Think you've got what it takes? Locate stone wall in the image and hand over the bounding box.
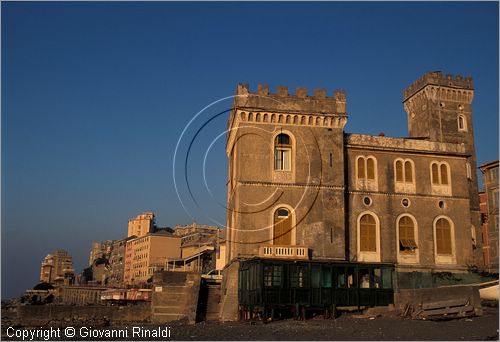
[219,260,240,321]
[16,305,151,326]
[151,271,201,324]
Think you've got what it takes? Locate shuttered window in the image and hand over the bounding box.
[357,158,365,179]
[399,216,417,251]
[432,163,439,184]
[405,161,413,182]
[436,218,452,255]
[360,214,377,252]
[357,156,376,181]
[395,160,403,182]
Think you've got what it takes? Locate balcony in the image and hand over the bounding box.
[259,245,309,260]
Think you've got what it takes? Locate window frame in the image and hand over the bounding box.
[356,211,381,262]
[396,214,420,264]
[394,158,416,193]
[433,216,456,264]
[355,155,378,191]
[274,134,292,171]
[270,204,296,246]
[430,161,452,196]
[457,114,467,132]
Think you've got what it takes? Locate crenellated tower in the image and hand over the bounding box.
[403,71,481,264]
[225,84,348,263]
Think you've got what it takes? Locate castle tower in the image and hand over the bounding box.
[403,71,482,265]
[225,84,348,263]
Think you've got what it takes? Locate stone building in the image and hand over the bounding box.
[88,240,114,266]
[225,71,482,288]
[39,249,75,285]
[479,160,499,273]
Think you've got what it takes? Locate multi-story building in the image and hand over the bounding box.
[123,231,181,286]
[107,237,133,287]
[88,240,114,266]
[479,191,489,269]
[480,160,499,273]
[225,71,482,294]
[39,249,75,285]
[127,212,155,238]
[174,222,222,257]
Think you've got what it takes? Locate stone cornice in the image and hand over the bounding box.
[227,108,347,154]
[238,180,344,191]
[345,133,468,157]
[348,189,469,200]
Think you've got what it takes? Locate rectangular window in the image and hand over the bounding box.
[290,266,306,288]
[337,269,346,288]
[490,168,498,182]
[492,190,499,208]
[264,265,282,287]
[275,149,291,171]
[311,265,321,288]
[322,267,332,288]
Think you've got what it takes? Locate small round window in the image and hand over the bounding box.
[401,198,410,208]
[438,201,445,209]
[363,196,372,206]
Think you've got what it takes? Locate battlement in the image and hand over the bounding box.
[234,83,347,115]
[403,71,473,101]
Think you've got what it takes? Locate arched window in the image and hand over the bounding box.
[366,158,375,180]
[274,134,291,171]
[356,156,378,191]
[430,162,452,195]
[357,212,380,262]
[396,215,419,264]
[395,159,415,192]
[440,164,448,185]
[359,214,377,252]
[357,156,376,180]
[458,114,467,132]
[435,218,452,255]
[398,216,417,252]
[273,207,293,245]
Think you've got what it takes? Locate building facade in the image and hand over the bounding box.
[225,72,482,285]
[39,250,75,285]
[88,240,114,266]
[123,232,181,286]
[480,160,499,273]
[107,237,133,287]
[127,212,155,238]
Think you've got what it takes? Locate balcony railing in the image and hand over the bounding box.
[259,245,309,260]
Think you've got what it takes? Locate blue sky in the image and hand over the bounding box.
[2,2,498,299]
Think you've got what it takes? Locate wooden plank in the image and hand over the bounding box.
[422,305,474,317]
[421,298,469,310]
